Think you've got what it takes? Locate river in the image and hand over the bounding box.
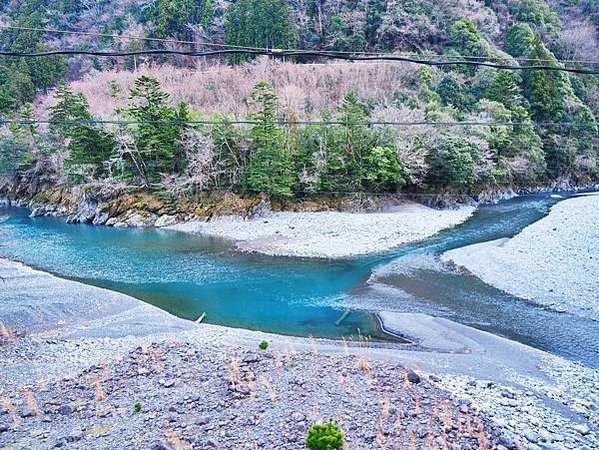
[1,194,597,366]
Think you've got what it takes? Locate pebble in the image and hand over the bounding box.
[407,370,421,384]
[57,405,75,415]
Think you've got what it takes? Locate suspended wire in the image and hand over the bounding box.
[2,24,599,66]
[1,48,598,75]
[1,119,598,128]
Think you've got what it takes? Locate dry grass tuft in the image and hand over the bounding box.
[19,388,42,417]
[0,321,15,344]
[100,360,110,382]
[91,373,106,402]
[259,376,277,402]
[342,337,349,356]
[1,396,21,427]
[165,427,185,450]
[152,347,164,373]
[413,394,421,416]
[408,431,417,450]
[442,400,453,429]
[375,415,386,446]
[379,394,390,420]
[338,374,356,399]
[309,335,319,356]
[356,355,371,373]
[274,352,283,369]
[227,357,242,389]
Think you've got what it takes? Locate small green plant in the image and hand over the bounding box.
[306,421,345,450]
[259,340,269,350]
[134,402,142,413]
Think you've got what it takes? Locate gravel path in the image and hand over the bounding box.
[442,194,599,320]
[168,203,475,258]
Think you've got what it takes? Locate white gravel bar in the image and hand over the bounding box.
[442,194,599,320]
[169,202,475,258]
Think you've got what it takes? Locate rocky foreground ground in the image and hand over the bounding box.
[1,260,598,449]
[0,338,506,450]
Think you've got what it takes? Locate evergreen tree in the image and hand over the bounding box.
[505,23,536,57]
[154,0,199,39]
[426,137,480,189]
[9,103,39,167]
[450,18,490,57]
[523,37,568,121]
[127,76,189,182]
[436,75,474,111]
[246,81,294,197]
[485,71,521,107]
[226,0,298,60]
[49,86,115,180]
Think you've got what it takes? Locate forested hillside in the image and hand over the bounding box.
[0,0,598,198]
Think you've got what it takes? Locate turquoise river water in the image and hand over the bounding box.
[0,194,597,367]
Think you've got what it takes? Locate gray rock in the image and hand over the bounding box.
[20,407,35,418]
[573,424,590,435]
[406,370,421,384]
[92,211,109,225]
[66,430,84,443]
[196,416,210,426]
[524,431,539,443]
[155,214,178,228]
[58,404,75,415]
[151,442,172,450]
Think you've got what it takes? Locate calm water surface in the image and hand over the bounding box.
[0,195,597,366]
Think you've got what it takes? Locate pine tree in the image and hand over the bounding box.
[505,23,536,57]
[49,85,115,180]
[226,0,298,60]
[485,71,521,107]
[246,81,294,197]
[154,0,199,39]
[127,76,189,182]
[523,38,568,121]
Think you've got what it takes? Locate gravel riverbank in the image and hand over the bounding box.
[168,203,475,258]
[442,194,599,320]
[1,259,597,449]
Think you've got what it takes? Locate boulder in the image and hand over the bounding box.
[155,214,177,228]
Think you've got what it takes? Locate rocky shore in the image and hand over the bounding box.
[1,259,597,449]
[442,193,599,320]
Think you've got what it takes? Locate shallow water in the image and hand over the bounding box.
[1,194,597,366]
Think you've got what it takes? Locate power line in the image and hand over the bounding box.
[1,118,597,128]
[2,24,599,66]
[1,48,598,75]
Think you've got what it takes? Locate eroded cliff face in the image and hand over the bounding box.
[2,173,597,230]
[0,175,270,228]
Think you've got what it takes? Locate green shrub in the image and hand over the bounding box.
[259,340,269,350]
[134,402,142,413]
[306,421,345,450]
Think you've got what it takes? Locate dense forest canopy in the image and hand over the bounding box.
[0,0,597,197]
